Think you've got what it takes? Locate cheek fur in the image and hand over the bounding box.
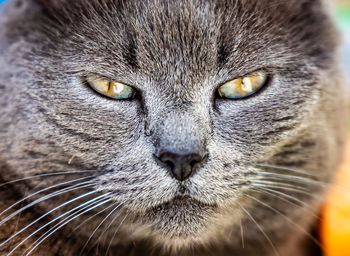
[213,81,315,148]
[0,0,346,254]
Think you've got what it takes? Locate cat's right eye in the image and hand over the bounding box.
[217,70,267,99]
[87,75,136,100]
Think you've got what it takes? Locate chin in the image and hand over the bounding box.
[128,196,219,248]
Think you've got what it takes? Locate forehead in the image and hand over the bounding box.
[53,0,333,88]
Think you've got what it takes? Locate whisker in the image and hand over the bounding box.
[244,193,325,252]
[258,171,350,193]
[240,218,244,248]
[0,189,98,248]
[105,211,130,256]
[0,182,94,227]
[255,164,316,177]
[21,198,113,256]
[0,175,96,218]
[5,193,110,256]
[8,195,104,255]
[252,186,309,207]
[0,171,96,188]
[254,183,350,215]
[251,180,310,193]
[13,188,30,236]
[71,203,117,233]
[79,202,120,256]
[258,171,319,183]
[250,187,320,219]
[239,204,280,256]
[93,203,123,249]
[255,162,350,192]
[251,182,314,196]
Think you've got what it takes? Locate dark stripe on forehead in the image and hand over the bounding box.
[123,35,139,70]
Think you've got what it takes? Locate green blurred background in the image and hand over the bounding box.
[331,0,350,81]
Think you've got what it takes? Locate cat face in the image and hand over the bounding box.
[0,0,347,252]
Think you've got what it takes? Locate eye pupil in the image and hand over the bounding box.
[87,76,136,100]
[217,70,267,99]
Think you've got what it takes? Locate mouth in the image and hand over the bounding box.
[148,185,219,214]
[160,195,217,208]
[147,194,218,218]
[139,195,218,239]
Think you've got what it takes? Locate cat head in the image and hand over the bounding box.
[0,0,347,251]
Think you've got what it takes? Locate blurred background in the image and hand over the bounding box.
[334,0,350,81]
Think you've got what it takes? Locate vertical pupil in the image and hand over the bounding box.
[107,81,113,95]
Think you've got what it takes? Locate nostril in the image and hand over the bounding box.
[157,151,205,181]
[164,160,175,170]
[189,160,199,167]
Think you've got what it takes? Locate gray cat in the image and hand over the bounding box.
[0,0,347,255]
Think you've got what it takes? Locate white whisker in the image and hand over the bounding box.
[71,203,117,233]
[251,180,310,193]
[22,198,113,256]
[105,212,130,256]
[255,164,315,177]
[240,218,244,248]
[240,204,280,256]
[258,171,319,183]
[6,193,111,256]
[0,175,95,218]
[94,203,123,249]
[0,190,98,248]
[258,170,350,193]
[79,202,120,256]
[0,170,96,188]
[0,182,94,227]
[251,187,319,219]
[244,194,324,251]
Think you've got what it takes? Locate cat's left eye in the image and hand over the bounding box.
[217,70,267,99]
[87,75,136,100]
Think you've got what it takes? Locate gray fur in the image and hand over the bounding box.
[0,0,347,255]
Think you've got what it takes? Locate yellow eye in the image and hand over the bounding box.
[87,76,136,100]
[218,70,267,99]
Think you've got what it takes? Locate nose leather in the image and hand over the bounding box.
[158,151,204,181]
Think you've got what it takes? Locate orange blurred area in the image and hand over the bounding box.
[322,139,350,256]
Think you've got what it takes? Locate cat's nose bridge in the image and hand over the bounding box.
[153,111,207,154]
[152,110,209,180]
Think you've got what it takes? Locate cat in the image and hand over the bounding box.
[0,0,347,255]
